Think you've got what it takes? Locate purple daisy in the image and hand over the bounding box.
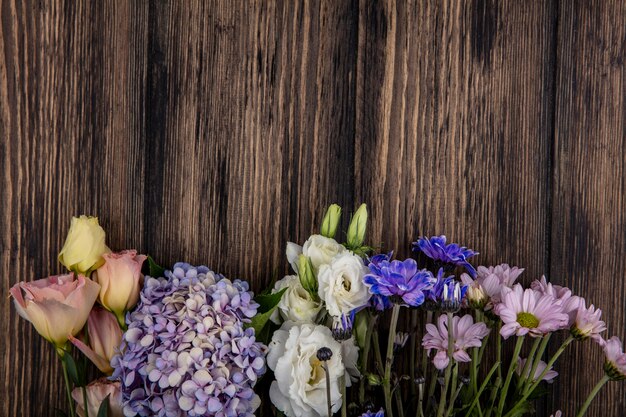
[412,235,478,277]
[364,258,435,307]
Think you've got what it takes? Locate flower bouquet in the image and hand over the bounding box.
[11,207,626,417]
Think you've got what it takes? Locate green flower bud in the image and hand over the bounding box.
[367,373,382,386]
[320,204,342,238]
[346,204,368,249]
[298,254,318,297]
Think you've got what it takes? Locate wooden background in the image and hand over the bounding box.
[1,0,624,416]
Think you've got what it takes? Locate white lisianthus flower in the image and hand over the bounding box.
[318,252,371,317]
[270,275,322,324]
[302,234,346,270]
[286,242,303,273]
[268,322,356,417]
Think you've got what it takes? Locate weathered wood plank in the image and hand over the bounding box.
[550,1,626,416]
[355,0,555,276]
[140,0,358,286]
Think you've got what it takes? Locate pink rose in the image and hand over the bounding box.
[69,307,122,374]
[93,250,147,324]
[10,274,100,347]
[72,378,123,417]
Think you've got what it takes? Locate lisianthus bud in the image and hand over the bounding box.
[346,203,368,249]
[93,250,147,326]
[58,216,111,275]
[10,274,100,348]
[69,307,122,374]
[72,378,123,417]
[298,254,318,296]
[320,204,342,238]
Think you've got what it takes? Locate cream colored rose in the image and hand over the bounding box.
[58,215,111,275]
[270,275,322,324]
[93,250,147,325]
[317,252,371,317]
[72,378,123,417]
[302,235,346,270]
[268,322,353,417]
[10,274,101,347]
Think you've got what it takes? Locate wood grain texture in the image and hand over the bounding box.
[550,0,626,416]
[0,0,624,416]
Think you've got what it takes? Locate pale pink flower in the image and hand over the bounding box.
[10,274,100,347]
[94,250,147,322]
[461,264,524,309]
[572,300,606,342]
[550,411,562,417]
[516,357,558,383]
[422,314,490,370]
[602,336,626,380]
[531,276,581,327]
[69,307,122,374]
[495,284,568,339]
[72,378,123,417]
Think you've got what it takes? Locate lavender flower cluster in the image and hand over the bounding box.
[111,263,267,417]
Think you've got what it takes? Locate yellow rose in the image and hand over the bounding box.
[58,215,110,275]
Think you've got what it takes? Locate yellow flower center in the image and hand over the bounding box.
[516,312,540,328]
[309,357,325,385]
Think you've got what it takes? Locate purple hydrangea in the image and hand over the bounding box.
[111,263,267,417]
[364,258,435,307]
[412,235,478,277]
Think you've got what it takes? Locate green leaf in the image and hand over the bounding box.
[147,256,165,277]
[97,395,111,417]
[62,352,81,386]
[245,288,287,343]
[353,310,369,349]
[253,288,288,313]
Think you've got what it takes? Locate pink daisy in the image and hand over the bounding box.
[422,314,490,370]
[495,284,568,339]
[461,264,524,309]
[602,336,626,380]
[550,411,562,417]
[516,357,558,383]
[531,276,581,327]
[571,300,606,342]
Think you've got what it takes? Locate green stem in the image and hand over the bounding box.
[484,377,501,417]
[384,305,402,417]
[341,375,347,417]
[410,309,418,400]
[395,386,406,417]
[495,322,502,381]
[417,380,425,417]
[359,314,377,403]
[436,313,455,417]
[497,336,525,416]
[373,329,385,375]
[519,336,542,386]
[504,336,574,417]
[445,364,458,417]
[323,363,332,417]
[523,334,551,393]
[82,385,90,417]
[465,361,500,417]
[575,375,610,417]
[60,354,76,417]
